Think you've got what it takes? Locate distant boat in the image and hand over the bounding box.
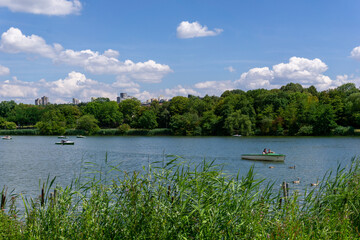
[233,134,242,137]
[58,136,67,139]
[2,136,12,140]
[241,153,285,162]
[76,135,86,138]
[55,140,74,145]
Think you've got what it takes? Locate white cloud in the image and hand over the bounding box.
[46,71,117,100]
[235,57,334,90]
[225,66,235,73]
[351,46,360,60]
[0,0,81,15]
[177,21,223,39]
[0,64,10,75]
[0,27,172,83]
[194,80,235,96]
[0,27,61,58]
[0,77,38,98]
[164,85,199,97]
[235,67,274,89]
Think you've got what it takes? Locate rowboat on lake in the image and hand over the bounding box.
[2,135,12,140]
[241,153,285,162]
[58,136,67,139]
[55,140,74,145]
[76,135,86,138]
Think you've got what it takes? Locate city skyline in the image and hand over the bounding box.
[0,1,360,104]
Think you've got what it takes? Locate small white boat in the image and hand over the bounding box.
[55,140,74,145]
[233,134,242,137]
[2,136,12,140]
[241,153,285,162]
[58,136,67,139]
[76,135,86,138]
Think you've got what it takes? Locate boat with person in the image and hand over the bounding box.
[2,135,12,140]
[76,135,86,138]
[241,153,286,162]
[55,140,74,145]
[58,136,67,139]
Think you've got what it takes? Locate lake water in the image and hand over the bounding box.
[1,136,360,199]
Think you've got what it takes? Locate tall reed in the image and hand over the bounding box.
[1,157,360,239]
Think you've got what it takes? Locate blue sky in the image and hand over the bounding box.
[0,0,360,103]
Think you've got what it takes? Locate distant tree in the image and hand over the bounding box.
[224,110,253,136]
[119,98,141,126]
[85,101,123,128]
[137,110,158,129]
[35,110,66,135]
[76,114,100,135]
[0,100,16,118]
[280,83,304,92]
[313,104,337,135]
[168,96,190,115]
[170,113,199,135]
[200,111,220,135]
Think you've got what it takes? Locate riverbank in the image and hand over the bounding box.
[1,158,360,239]
[1,128,360,137]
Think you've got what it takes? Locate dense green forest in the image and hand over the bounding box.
[1,82,360,136]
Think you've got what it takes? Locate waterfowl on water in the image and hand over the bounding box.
[311,181,319,186]
[269,166,275,169]
[289,165,296,169]
[292,178,300,184]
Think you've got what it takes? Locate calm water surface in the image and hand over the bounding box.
[1,136,360,198]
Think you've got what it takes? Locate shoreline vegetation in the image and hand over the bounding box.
[1,158,360,239]
[1,83,360,137]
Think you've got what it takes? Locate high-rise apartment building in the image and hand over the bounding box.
[35,96,49,105]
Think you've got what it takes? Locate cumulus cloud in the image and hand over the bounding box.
[46,71,116,100]
[0,27,172,83]
[0,27,61,58]
[0,64,10,75]
[0,0,82,15]
[177,21,223,39]
[0,77,38,98]
[235,57,333,90]
[350,46,360,61]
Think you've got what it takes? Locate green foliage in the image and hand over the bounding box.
[2,158,360,239]
[4,121,17,130]
[118,123,130,134]
[170,113,200,135]
[168,96,189,115]
[119,98,141,126]
[76,114,100,135]
[35,110,66,135]
[0,82,359,136]
[296,125,313,136]
[224,110,253,136]
[137,110,158,129]
[332,126,354,136]
[85,101,123,128]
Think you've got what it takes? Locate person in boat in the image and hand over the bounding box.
[262,148,267,154]
[267,149,274,154]
[61,139,65,143]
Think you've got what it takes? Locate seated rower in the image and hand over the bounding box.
[262,148,267,154]
[267,149,274,154]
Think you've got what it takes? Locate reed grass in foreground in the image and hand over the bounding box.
[1,158,360,239]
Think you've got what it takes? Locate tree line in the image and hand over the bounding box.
[1,82,360,136]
